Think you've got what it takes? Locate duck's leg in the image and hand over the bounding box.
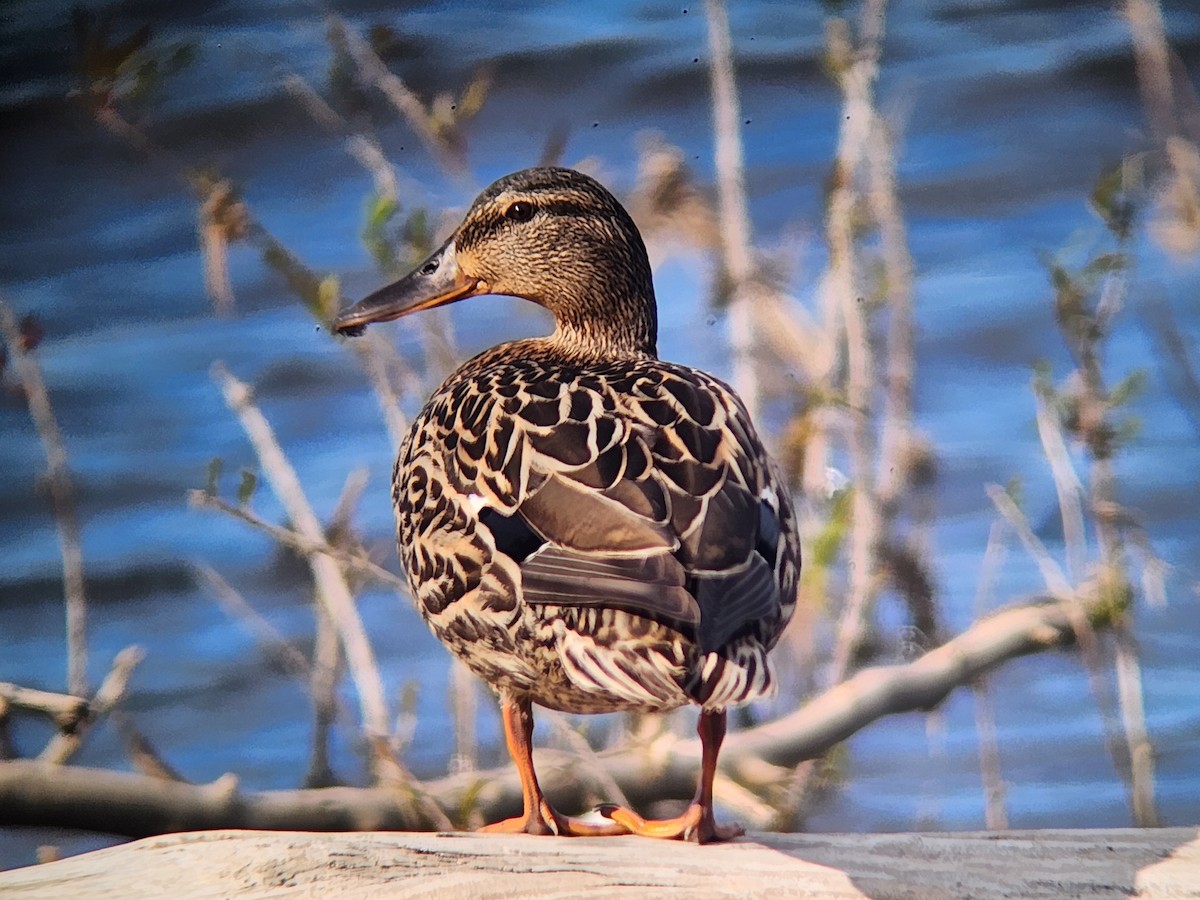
[479,696,629,837]
[598,709,744,844]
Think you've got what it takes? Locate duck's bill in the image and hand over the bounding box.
[333,237,483,336]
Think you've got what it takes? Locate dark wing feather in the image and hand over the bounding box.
[518,472,674,553]
[521,546,699,629]
[691,554,777,653]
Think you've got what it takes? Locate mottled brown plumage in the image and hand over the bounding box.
[335,166,800,843]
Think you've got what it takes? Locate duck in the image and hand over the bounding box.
[334,166,799,843]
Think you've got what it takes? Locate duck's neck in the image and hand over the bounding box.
[546,280,659,360]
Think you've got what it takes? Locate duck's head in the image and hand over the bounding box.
[334,167,657,357]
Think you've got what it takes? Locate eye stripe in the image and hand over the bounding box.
[457,196,604,251]
[504,201,536,222]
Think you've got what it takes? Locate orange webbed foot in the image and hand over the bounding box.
[479,800,631,837]
[597,802,744,844]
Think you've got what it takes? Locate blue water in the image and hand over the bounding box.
[2,0,1199,868]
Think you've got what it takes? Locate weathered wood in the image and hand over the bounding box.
[0,828,1196,898]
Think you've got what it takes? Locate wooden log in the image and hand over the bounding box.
[0,828,1196,898]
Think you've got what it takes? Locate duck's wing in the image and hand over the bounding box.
[439,361,797,655]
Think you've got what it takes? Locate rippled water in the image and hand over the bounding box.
[2,0,1199,868]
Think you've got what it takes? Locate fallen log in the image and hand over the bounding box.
[0,827,1196,898]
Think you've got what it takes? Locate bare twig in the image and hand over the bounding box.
[447,660,478,775]
[0,684,89,731]
[704,0,761,424]
[1145,295,1200,434]
[867,104,916,519]
[985,484,1072,596]
[542,712,631,811]
[308,601,342,789]
[1124,0,1178,142]
[971,678,1008,830]
[822,0,889,684]
[986,482,1133,796]
[1113,621,1158,826]
[39,646,144,765]
[970,520,1009,829]
[283,73,399,201]
[1034,389,1088,581]
[331,16,465,177]
[193,563,311,680]
[0,698,13,761]
[187,491,407,592]
[198,181,239,315]
[369,743,455,831]
[113,712,188,782]
[212,363,390,741]
[0,296,88,696]
[350,332,413,454]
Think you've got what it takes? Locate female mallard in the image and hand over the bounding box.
[335,166,799,843]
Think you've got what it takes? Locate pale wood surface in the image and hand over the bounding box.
[0,828,1197,899]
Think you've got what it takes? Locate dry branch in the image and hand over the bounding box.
[187,490,407,592]
[38,646,144,765]
[210,366,451,830]
[0,589,1116,836]
[0,763,427,837]
[212,363,390,740]
[193,563,312,681]
[821,0,890,685]
[331,16,465,176]
[0,684,88,730]
[283,73,398,201]
[0,296,88,696]
[704,0,761,423]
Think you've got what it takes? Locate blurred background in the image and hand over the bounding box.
[1,0,1198,869]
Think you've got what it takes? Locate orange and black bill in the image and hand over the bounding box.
[333,236,482,336]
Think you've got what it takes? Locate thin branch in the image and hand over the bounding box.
[1034,389,1088,582]
[212,363,390,740]
[350,332,413,454]
[705,0,761,424]
[971,678,1008,830]
[1124,0,1178,142]
[308,600,341,789]
[0,684,89,731]
[1145,294,1200,435]
[0,697,13,761]
[543,712,631,811]
[193,563,312,681]
[1113,621,1158,826]
[447,659,478,775]
[283,73,398,201]
[985,484,1132,793]
[38,646,144,765]
[868,104,916,518]
[305,474,360,787]
[113,712,188,782]
[823,0,889,682]
[0,296,88,695]
[331,16,465,177]
[985,484,1073,596]
[970,520,1009,829]
[187,491,408,592]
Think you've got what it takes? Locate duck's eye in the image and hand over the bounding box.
[504,201,536,223]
